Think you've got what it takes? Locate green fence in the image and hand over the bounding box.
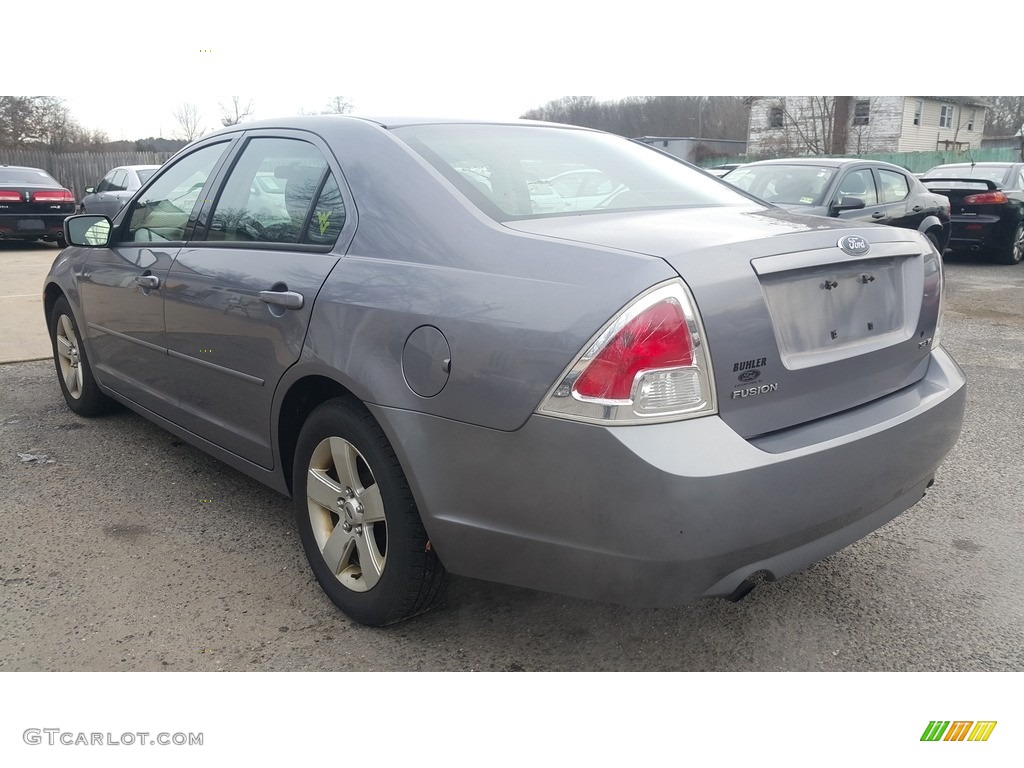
[700,147,1020,173]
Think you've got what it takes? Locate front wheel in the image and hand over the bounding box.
[292,398,449,626]
[996,222,1024,265]
[49,295,116,416]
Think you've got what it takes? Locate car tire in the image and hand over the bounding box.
[292,398,449,626]
[49,295,116,416]
[925,230,943,254]
[997,222,1024,265]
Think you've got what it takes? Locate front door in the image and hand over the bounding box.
[78,142,232,414]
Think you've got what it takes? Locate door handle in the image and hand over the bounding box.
[135,274,160,289]
[871,212,885,219]
[912,205,924,212]
[259,290,304,310]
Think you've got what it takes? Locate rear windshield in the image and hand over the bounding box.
[922,165,1010,185]
[723,164,837,206]
[0,168,59,186]
[392,123,755,220]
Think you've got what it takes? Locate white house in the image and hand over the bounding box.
[745,97,989,157]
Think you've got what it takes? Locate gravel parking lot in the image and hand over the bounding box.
[1,246,1022,671]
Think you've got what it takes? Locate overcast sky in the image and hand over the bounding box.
[10,2,1018,141]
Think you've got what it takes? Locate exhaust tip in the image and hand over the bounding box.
[724,569,773,603]
[726,579,757,602]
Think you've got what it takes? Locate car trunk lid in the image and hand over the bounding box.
[505,206,942,438]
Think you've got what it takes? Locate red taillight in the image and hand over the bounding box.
[962,191,1008,205]
[574,301,694,400]
[32,189,75,203]
[0,189,22,202]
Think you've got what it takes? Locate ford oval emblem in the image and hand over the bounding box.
[838,235,870,256]
[738,369,761,383]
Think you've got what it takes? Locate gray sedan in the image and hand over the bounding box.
[44,117,966,626]
[79,164,161,217]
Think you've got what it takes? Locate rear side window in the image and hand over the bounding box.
[878,169,910,203]
[206,137,345,246]
[125,142,229,242]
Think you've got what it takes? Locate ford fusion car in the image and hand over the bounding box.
[44,116,966,626]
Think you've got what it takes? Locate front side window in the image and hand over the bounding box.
[206,137,344,245]
[878,169,910,203]
[96,171,116,193]
[835,169,878,206]
[125,142,229,242]
[394,123,756,221]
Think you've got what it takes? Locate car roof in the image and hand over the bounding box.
[198,114,592,140]
[740,157,910,172]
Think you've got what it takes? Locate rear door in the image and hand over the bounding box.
[161,132,351,468]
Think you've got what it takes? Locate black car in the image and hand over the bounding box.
[0,165,76,246]
[724,158,951,252]
[920,163,1024,265]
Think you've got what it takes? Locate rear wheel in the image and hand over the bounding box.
[997,222,1024,265]
[925,229,943,254]
[49,295,116,416]
[292,398,449,626]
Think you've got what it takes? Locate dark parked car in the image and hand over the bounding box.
[80,165,161,217]
[723,158,951,252]
[920,162,1024,264]
[0,165,76,246]
[44,117,966,626]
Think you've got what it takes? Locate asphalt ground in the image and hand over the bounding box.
[1,245,1022,671]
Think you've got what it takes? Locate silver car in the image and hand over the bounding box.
[80,165,161,217]
[44,117,966,626]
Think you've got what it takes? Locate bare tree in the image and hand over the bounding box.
[982,96,1024,159]
[768,97,837,156]
[220,96,254,127]
[322,96,353,115]
[173,103,205,142]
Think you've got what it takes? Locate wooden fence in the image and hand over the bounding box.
[0,149,175,202]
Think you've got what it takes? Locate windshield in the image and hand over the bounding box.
[392,124,756,220]
[723,164,837,206]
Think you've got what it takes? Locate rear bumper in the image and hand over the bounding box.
[372,348,966,607]
[948,215,1013,251]
[0,212,69,240]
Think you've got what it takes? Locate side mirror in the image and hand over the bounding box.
[84,186,96,194]
[831,196,866,214]
[65,215,112,247]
